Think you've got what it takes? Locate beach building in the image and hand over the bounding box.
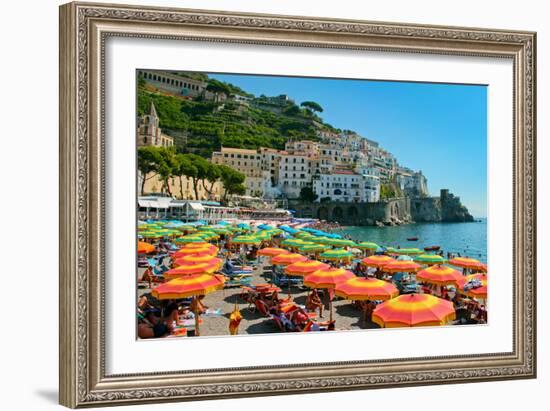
[211,147,272,197]
[137,102,174,148]
[140,172,224,200]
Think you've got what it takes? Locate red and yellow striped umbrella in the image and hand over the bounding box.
[137,241,155,255]
[372,294,456,328]
[303,268,355,289]
[151,274,225,300]
[164,262,219,280]
[361,255,395,268]
[382,260,422,274]
[173,255,223,269]
[271,253,308,266]
[417,265,462,286]
[456,273,488,299]
[449,257,485,271]
[335,277,398,301]
[152,274,225,336]
[257,247,290,257]
[172,245,218,259]
[284,260,329,277]
[181,241,210,248]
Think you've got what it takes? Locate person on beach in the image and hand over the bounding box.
[141,265,154,288]
[137,301,179,338]
[190,295,208,315]
[306,289,324,318]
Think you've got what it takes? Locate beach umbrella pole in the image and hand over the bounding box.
[193,296,201,337]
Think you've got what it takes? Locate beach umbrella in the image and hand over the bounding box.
[449,257,486,271]
[228,303,243,335]
[319,248,353,262]
[182,242,211,249]
[172,245,218,259]
[335,277,399,301]
[271,253,308,266]
[372,294,456,328]
[303,268,355,289]
[257,247,290,257]
[231,235,261,245]
[361,255,395,268]
[140,231,164,239]
[416,265,462,286]
[152,274,225,336]
[164,262,220,279]
[393,248,423,256]
[298,244,331,253]
[237,223,251,230]
[304,268,355,321]
[381,260,422,274]
[332,239,357,248]
[174,236,208,244]
[456,273,487,299]
[284,260,330,276]
[137,241,155,255]
[310,236,332,244]
[384,246,398,254]
[163,222,184,229]
[174,255,223,269]
[397,255,414,261]
[415,254,447,265]
[281,238,308,247]
[196,231,220,240]
[356,242,380,250]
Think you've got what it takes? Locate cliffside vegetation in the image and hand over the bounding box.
[137,73,338,158]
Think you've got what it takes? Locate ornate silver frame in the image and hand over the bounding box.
[59,2,536,408]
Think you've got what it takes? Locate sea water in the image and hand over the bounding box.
[337,218,487,263]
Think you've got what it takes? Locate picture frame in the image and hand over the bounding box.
[59,1,536,408]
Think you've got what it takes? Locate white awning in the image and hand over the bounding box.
[187,202,205,211]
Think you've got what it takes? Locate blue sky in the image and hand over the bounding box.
[210,73,487,218]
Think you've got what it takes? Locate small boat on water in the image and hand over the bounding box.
[407,237,419,241]
[424,245,441,252]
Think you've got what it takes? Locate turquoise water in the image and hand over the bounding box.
[337,219,487,263]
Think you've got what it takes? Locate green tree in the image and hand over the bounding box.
[202,163,222,198]
[218,165,246,201]
[137,146,162,195]
[174,153,197,199]
[299,187,318,202]
[300,101,323,113]
[156,147,177,197]
[183,153,211,200]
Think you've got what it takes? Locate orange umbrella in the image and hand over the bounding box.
[449,257,485,271]
[180,241,210,248]
[303,268,355,289]
[417,265,462,286]
[284,260,330,277]
[152,274,225,336]
[361,255,395,268]
[335,277,399,301]
[257,247,290,257]
[164,262,219,279]
[456,273,487,299]
[304,268,355,322]
[372,294,456,328]
[152,273,225,299]
[137,241,155,255]
[382,260,422,274]
[174,255,223,269]
[271,253,308,266]
[172,245,218,259]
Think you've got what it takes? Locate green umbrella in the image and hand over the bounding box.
[319,248,354,261]
[310,236,333,244]
[299,244,331,253]
[415,254,447,265]
[140,231,164,239]
[356,242,380,250]
[231,235,262,245]
[174,236,207,244]
[393,248,423,255]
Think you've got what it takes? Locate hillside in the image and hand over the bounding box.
[137,74,338,158]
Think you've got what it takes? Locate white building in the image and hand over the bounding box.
[396,169,428,197]
[278,152,312,198]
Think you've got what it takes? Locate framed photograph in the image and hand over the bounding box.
[59,2,537,408]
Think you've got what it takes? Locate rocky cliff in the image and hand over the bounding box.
[411,189,474,223]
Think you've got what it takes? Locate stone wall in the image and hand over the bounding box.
[288,198,411,226]
[410,189,474,223]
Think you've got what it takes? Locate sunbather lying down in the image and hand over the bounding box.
[137,300,179,339]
